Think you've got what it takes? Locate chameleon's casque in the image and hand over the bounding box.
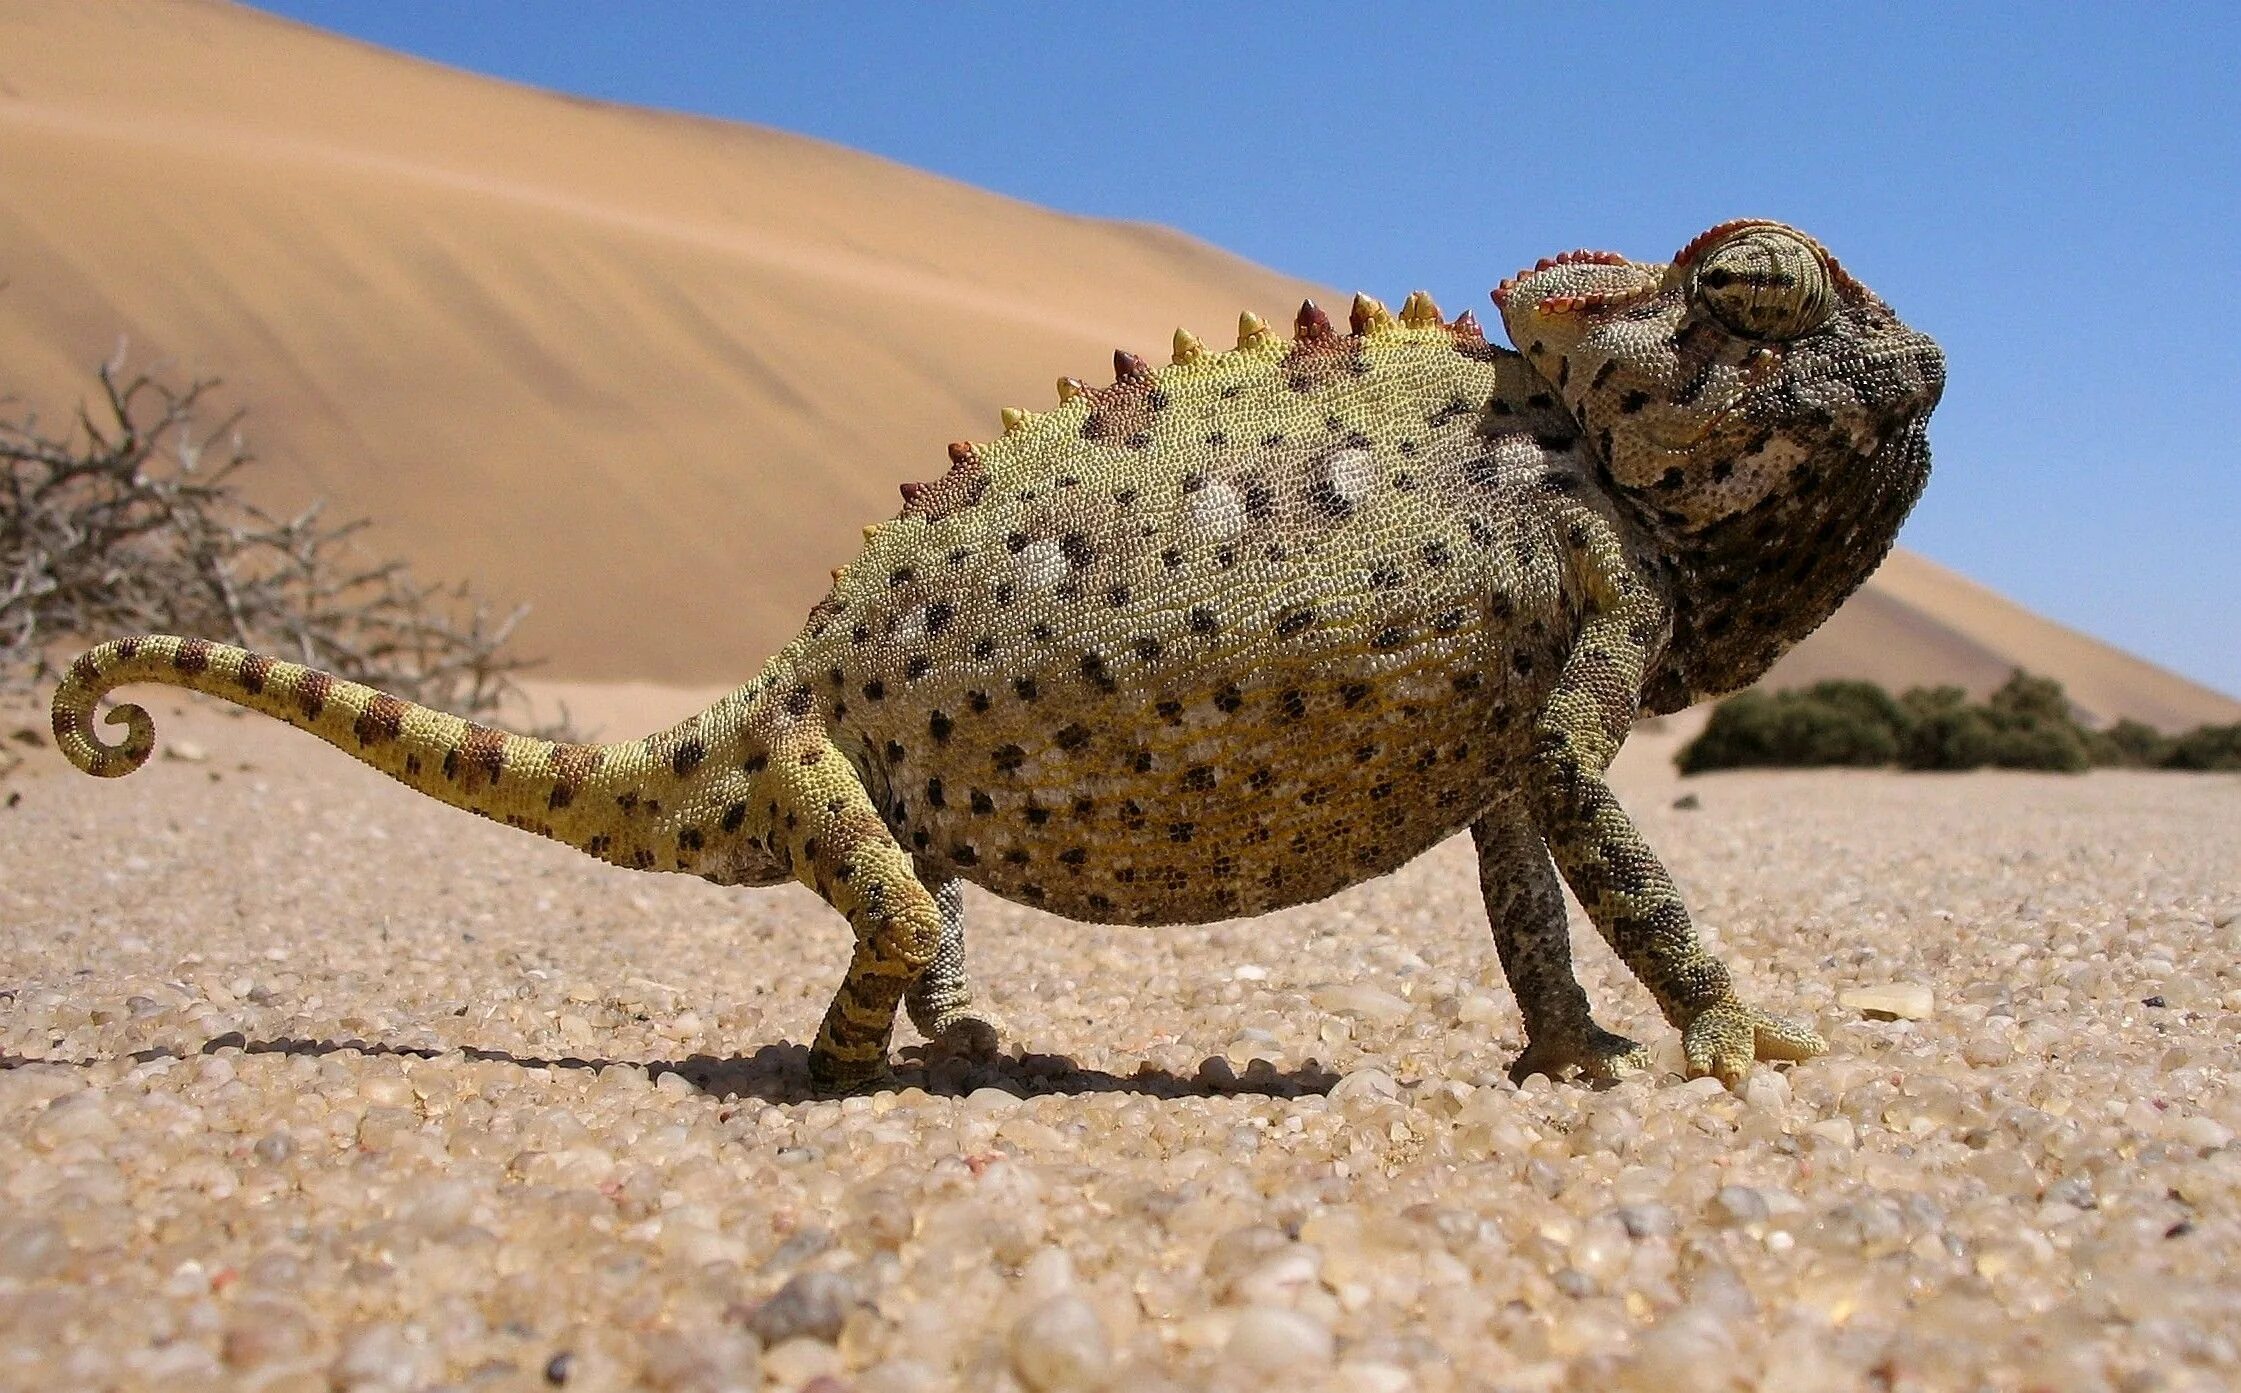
[55,219,1943,1090]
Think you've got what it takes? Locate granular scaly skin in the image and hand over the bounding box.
[52,219,1944,1091]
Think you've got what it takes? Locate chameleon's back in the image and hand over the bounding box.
[777,308,1601,924]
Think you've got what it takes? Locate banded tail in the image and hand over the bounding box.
[51,635,764,877]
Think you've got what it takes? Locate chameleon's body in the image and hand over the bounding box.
[55,220,1944,1090]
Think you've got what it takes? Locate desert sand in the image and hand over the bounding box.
[1,0,2233,726]
[3,684,2236,1391]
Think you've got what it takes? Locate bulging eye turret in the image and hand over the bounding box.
[1688,225,1836,341]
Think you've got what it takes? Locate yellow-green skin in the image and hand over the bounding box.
[54,220,1945,1091]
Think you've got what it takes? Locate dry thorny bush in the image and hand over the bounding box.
[1,353,570,776]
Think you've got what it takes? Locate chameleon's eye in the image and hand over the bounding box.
[1689,226,1835,341]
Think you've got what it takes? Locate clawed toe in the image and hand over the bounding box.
[930,1012,1003,1060]
[1508,1024,1652,1084]
[1683,1002,1826,1087]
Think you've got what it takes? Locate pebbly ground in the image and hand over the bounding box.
[1,688,2237,1392]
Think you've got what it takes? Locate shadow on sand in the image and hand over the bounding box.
[5,1032,1340,1105]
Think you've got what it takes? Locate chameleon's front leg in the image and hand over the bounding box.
[1527,556,1825,1085]
[903,871,1004,1059]
[1471,804,1651,1082]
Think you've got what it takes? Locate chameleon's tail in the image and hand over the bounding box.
[51,634,743,870]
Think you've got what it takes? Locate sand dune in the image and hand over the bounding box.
[2,0,2233,728]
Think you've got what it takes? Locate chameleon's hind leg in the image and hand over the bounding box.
[1472,805,1651,1083]
[903,872,1004,1059]
[772,737,945,1092]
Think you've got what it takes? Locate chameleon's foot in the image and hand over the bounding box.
[923,1009,1004,1061]
[1682,1001,1826,1087]
[1507,1022,1652,1084]
[806,1047,894,1096]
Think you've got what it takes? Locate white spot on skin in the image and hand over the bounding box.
[1326,448,1375,504]
[1184,480,1247,540]
[1017,539,1069,591]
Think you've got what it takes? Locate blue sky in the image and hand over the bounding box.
[250,4,2240,700]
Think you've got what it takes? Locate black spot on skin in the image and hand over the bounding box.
[1015,676,1040,702]
[743,752,769,774]
[886,740,906,765]
[1006,531,1030,553]
[671,740,706,776]
[969,789,995,815]
[1189,606,1219,635]
[1059,533,1096,568]
[1032,622,1052,641]
[947,548,969,567]
[1372,627,1407,650]
[1182,766,1216,791]
[905,655,933,680]
[993,583,1015,606]
[1024,803,1050,825]
[1527,392,1556,409]
[951,844,979,866]
[1340,682,1371,708]
[1454,672,1484,693]
[929,711,953,742]
[1132,750,1154,773]
[993,744,1025,773]
[1512,651,1536,676]
[1135,636,1163,662]
[1620,389,1651,413]
[852,625,871,646]
[1058,848,1088,868]
[1161,547,1184,569]
[1071,796,1095,819]
[1280,690,1306,721]
[1534,433,1575,452]
[925,601,955,634]
[1056,724,1091,751]
[1168,822,1195,843]
[1115,487,1139,505]
[1108,583,1131,607]
[1434,608,1467,632]
[1155,699,1183,723]
[1214,685,1244,713]
[971,635,997,660]
[721,803,748,832]
[1081,651,1116,692]
[1274,607,1315,638]
[967,690,991,714]
[1368,566,1403,590]
[1181,472,1206,493]
[1215,546,1238,569]
[925,778,945,808]
[1421,539,1452,568]
[889,567,915,588]
[1260,432,1285,448]
[1020,883,1046,901]
[1243,482,1273,517]
[861,680,886,701]
[678,827,704,852]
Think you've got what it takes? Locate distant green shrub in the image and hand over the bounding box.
[2162,723,2241,771]
[1678,669,2234,775]
[1678,681,1909,774]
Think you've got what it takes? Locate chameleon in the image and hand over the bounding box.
[53,218,1944,1092]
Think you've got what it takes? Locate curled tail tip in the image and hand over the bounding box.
[52,642,157,777]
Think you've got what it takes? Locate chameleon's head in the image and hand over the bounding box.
[1493,219,1944,531]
